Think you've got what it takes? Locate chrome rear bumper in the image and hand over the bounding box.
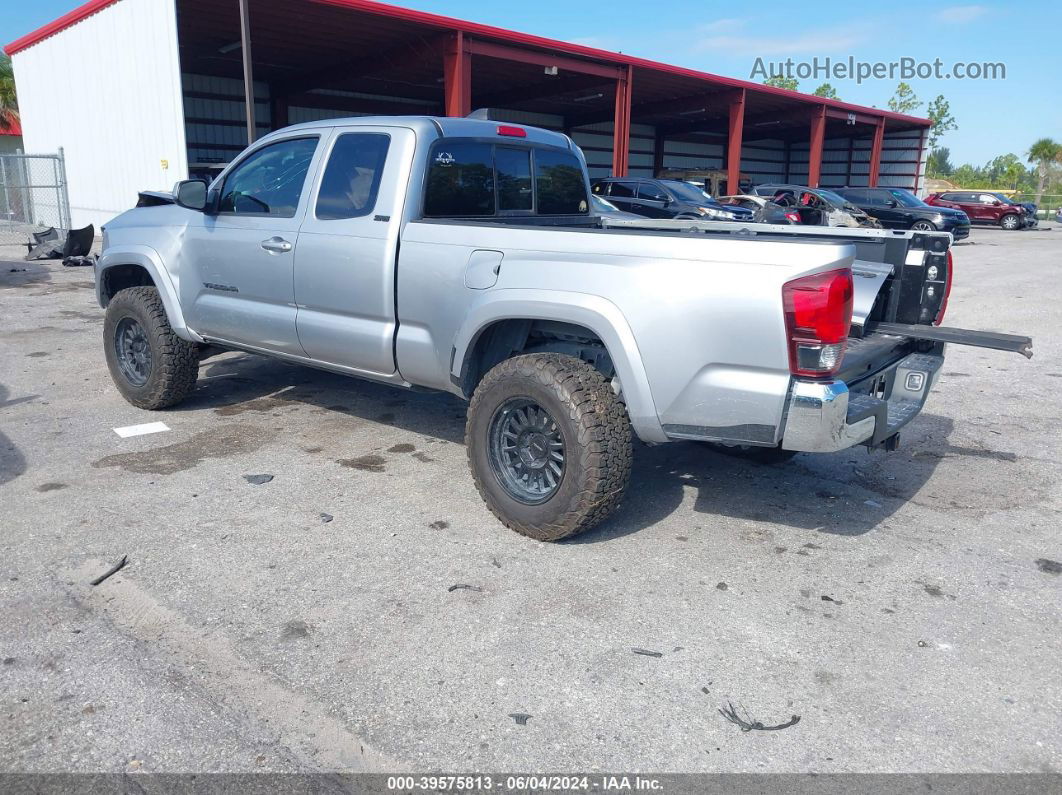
[781,352,944,453]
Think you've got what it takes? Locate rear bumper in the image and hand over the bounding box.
[781,351,944,452]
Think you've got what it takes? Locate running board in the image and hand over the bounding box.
[865,322,1033,359]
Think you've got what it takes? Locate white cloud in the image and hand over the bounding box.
[933,5,988,23]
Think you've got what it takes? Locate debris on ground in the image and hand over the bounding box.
[8,267,27,273]
[319,512,334,523]
[631,647,663,658]
[243,474,274,485]
[508,713,532,726]
[448,584,482,593]
[90,555,128,586]
[864,499,883,509]
[718,701,800,732]
[716,582,728,591]
[821,595,842,604]
[1035,558,1061,575]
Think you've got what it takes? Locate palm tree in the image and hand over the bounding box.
[1027,137,1061,208]
[0,52,18,133]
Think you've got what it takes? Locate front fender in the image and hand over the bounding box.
[451,289,667,444]
[96,245,199,342]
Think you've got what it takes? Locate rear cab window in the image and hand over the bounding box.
[423,140,589,218]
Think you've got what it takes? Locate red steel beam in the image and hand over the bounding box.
[807,105,826,188]
[465,38,623,80]
[726,89,745,195]
[868,118,886,187]
[612,65,633,177]
[443,31,471,117]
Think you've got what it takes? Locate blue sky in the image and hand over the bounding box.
[5,1,1058,165]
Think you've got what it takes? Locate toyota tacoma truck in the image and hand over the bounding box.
[95,116,1032,541]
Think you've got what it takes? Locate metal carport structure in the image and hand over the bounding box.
[7,0,932,228]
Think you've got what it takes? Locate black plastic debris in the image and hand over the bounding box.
[821,595,842,604]
[508,713,532,726]
[448,584,482,593]
[25,224,94,261]
[718,701,800,732]
[319,513,334,523]
[90,555,128,586]
[63,254,97,268]
[631,647,663,658]
[8,267,27,273]
[243,474,274,485]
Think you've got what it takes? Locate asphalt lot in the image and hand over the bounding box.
[1,224,1060,775]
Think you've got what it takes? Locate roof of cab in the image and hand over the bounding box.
[260,115,574,149]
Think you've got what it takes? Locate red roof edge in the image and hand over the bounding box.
[5,0,121,55]
[0,119,22,136]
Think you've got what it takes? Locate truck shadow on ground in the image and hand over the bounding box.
[180,355,973,541]
[0,384,28,487]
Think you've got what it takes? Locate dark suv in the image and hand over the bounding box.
[836,187,970,239]
[591,178,754,222]
[926,191,1035,230]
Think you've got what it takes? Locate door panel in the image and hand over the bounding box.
[181,135,322,355]
[294,127,416,374]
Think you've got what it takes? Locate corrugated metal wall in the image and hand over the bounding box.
[788,130,923,191]
[11,0,187,229]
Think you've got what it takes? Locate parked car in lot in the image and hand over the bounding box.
[750,184,881,228]
[590,193,641,220]
[95,116,1032,541]
[926,190,1036,230]
[835,187,970,239]
[591,177,755,222]
[717,194,801,224]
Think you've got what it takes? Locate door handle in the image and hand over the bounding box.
[260,236,292,253]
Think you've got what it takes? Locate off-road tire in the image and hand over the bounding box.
[1000,213,1021,230]
[103,286,199,409]
[466,353,632,541]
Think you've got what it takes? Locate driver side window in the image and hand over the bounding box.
[218,137,319,217]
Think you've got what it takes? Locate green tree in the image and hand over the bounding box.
[926,147,954,178]
[925,95,956,148]
[0,52,18,133]
[1027,137,1062,207]
[812,83,838,99]
[984,154,1029,191]
[763,75,799,91]
[887,82,921,114]
[950,163,985,188]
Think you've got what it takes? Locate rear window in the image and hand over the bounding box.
[424,141,496,217]
[535,149,589,215]
[424,140,589,218]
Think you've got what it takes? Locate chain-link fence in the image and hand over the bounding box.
[0,150,70,247]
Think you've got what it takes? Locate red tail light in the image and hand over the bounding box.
[934,249,953,325]
[782,268,854,378]
[497,125,526,137]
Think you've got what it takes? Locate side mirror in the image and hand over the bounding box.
[992,200,1003,206]
[174,179,209,211]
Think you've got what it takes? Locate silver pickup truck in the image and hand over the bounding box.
[95,116,1032,541]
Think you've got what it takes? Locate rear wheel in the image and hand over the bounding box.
[103,287,199,409]
[911,220,936,231]
[1000,213,1021,230]
[466,353,632,541]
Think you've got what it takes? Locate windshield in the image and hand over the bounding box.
[659,180,717,205]
[887,189,927,208]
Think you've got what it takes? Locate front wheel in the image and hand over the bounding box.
[911,220,936,231]
[103,286,199,409]
[1000,213,1021,230]
[466,353,632,541]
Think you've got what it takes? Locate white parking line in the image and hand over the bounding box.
[113,422,170,438]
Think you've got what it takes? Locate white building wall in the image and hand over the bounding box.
[12,0,186,230]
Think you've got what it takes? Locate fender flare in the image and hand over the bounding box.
[96,245,199,341]
[451,289,667,443]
